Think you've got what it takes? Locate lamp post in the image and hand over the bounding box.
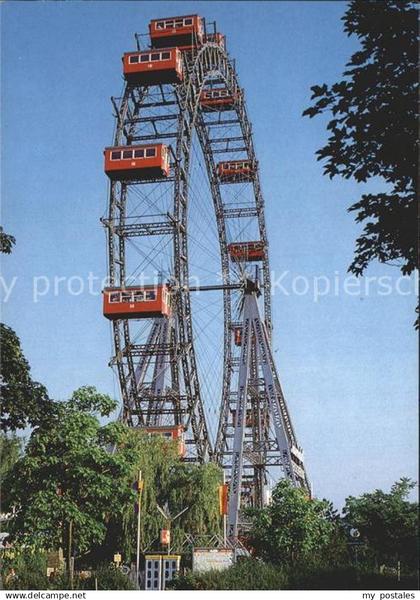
[348,527,363,582]
[156,503,189,554]
[135,470,144,588]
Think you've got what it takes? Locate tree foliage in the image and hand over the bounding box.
[303,1,418,277]
[4,387,223,567]
[106,435,222,561]
[0,323,54,431]
[343,478,419,568]
[0,432,22,484]
[0,227,16,254]
[3,387,140,560]
[246,479,339,565]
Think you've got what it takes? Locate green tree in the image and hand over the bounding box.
[167,461,222,546]
[0,227,16,254]
[303,1,418,277]
[246,479,338,566]
[3,387,141,568]
[4,388,223,568]
[0,323,53,431]
[0,432,22,484]
[343,478,419,570]
[107,435,222,561]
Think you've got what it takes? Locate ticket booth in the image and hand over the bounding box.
[144,554,181,590]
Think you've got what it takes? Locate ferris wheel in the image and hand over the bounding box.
[102,14,309,539]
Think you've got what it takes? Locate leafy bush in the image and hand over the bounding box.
[48,564,135,590]
[1,549,49,590]
[290,564,418,591]
[169,559,418,591]
[168,558,289,590]
[90,564,135,590]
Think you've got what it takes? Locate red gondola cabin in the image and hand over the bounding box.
[149,15,204,48]
[227,241,266,262]
[231,409,269,428]
[103,285,171,320]
[200,88,239,112]
[217,160,255,182]
[123,48,183,85]
[233,326,242,346]
[145,425,186,457]
[104,144,170,181]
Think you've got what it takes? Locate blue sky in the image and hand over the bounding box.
[1,1,417,509]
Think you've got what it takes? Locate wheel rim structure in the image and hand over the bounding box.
[103,16,309,530]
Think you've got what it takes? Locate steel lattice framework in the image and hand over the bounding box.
[103,18,310,538]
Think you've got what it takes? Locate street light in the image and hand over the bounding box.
[156,503,190,554]
[135,470,144,589]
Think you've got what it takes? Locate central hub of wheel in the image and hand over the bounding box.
[243,277,261,296]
